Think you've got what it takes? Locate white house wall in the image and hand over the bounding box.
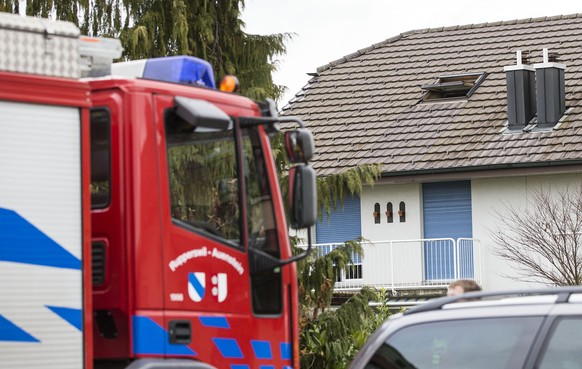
[472,177,530,291]
[361,183,422,242]
[473,173,582,291]
[356,174,582,292]
[360,184,423,287]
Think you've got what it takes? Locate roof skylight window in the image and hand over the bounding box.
[421,72,487,101]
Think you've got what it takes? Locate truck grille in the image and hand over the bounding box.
[92,241,106,286]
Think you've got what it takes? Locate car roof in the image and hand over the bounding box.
[404,286,582,315]
[349,286,582,369]
[394,286,582,328]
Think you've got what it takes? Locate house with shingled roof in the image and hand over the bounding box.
[285,14,582,292]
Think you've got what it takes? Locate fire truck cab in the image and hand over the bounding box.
[0,12,316,369]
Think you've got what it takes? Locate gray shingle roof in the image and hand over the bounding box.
[284,14,582,177]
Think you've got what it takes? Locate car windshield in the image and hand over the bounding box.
[365,317,543,369]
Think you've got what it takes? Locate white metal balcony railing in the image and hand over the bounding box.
[299,238,482,293]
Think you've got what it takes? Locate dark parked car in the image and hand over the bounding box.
[349,287,582,369]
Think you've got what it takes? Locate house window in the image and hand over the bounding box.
[386,202,394,223]
[314,195,363,283]
[374,203,380,224]
[422,181,473,281]
[421,72,487,101]
[399,201,406,222]
[316,195,361,244]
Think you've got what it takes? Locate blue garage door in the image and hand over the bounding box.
[423,181,473,280]
[316,195,361,244]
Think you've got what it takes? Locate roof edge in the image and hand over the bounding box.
[315,13,582,74]
[373,160,582,181]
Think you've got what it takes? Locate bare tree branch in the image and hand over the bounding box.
[490,184,582,286]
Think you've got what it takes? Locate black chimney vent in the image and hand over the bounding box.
[504,50,536,131]
[534,48,566,128]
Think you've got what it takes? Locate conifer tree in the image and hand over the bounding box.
[3,0,288,101]
[2,4,387,366]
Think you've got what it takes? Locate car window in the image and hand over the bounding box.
[537,317,582,369]
[365,317,543,369]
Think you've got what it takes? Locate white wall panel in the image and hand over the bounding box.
[0,100,83,369]
[361,183,422,242]
[472,173,582,290]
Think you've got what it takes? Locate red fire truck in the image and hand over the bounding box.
[0,12,316,369]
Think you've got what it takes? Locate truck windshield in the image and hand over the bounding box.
[166,124,277,254]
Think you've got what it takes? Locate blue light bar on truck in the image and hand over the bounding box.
[111,56,216,88]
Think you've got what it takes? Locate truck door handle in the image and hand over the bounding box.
[168,320,191,344]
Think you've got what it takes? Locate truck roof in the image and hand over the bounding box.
[0,70,91,108]
[85,76,261,116]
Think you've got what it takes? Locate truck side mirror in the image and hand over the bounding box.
[173,96,232,130]
[289,165,316,229]
[285,129,314,163]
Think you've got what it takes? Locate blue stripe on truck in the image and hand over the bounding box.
[199,316,230,329]
[46,306,82,331]
[0,314,39,342]
[132,315,196,356]
[0,208,81,270]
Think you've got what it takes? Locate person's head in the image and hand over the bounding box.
[447,279,481,297]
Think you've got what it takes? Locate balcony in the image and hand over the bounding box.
[300,238,482,293]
